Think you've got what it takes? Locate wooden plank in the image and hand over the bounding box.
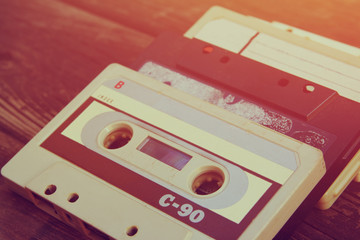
[345,181,360,199]
[332,187,360,220]
[304,206,360,239]
[290,222,334,240]
[0,0,153,143]
[0,0,359,239]
[0,131,23,167]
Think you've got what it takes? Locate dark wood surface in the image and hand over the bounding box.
[0,0,359,239]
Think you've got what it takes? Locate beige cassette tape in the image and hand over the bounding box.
[182,6,360,210]
[1,64,325,239]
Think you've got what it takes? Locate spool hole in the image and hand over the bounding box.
[103,125,133,149]
[126,226,138,236]
[192,170,224,195]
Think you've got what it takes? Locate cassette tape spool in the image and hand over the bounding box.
[1,64,325,240]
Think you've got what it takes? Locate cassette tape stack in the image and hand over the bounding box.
[2,6,359,240]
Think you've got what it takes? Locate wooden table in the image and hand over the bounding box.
[0,0,359,239]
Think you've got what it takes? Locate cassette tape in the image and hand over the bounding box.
[1,64,325,239]
[185,7,360,210]
[132,7,360,212]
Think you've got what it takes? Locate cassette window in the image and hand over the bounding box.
[138,137,192,170]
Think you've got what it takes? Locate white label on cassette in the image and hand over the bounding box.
[59,79,296,223]
[192,19,360,103]
[195,19,258,53]
[62,80,296,219]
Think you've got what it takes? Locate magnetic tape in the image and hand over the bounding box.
[1,6,359,240]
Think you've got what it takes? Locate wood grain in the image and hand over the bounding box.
[0,0,359,239]
[0,0,153,142]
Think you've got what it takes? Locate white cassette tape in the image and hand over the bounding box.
[1,64,325,240]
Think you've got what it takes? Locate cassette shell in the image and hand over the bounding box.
[1,64,325,240]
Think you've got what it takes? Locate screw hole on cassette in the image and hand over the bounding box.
[220,56,230,63]
[192,169,225,196]
[203,46,213,54]
[67,193,79,203]
[126,226,138,237]
[44,184,57,195]
[278,78,289,87]
[103,124,133,149]
[303,84,315,93]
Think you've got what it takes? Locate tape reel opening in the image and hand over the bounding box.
[191,167,225,196]
[102,123,133,149]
